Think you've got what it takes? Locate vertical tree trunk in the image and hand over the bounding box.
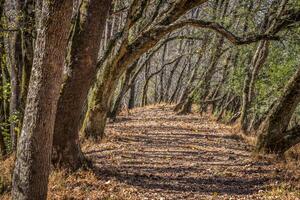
[4,0,22,151]
[128,83,136,109]
[169,60,188,103]
[109,76,129,120]
[19,0,35,110]
[12,1,73,199]
[0,0,7,158]
[142,61,150,106]
[0,129,6,158]
[159,43,168,102]
[52,0,111,170]
[164,57,181,100]
[239,41,269,133]
[198,36,224,112]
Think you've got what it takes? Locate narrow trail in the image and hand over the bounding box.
[74,105,297,200]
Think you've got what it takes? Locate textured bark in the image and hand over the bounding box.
[4,0,22,151]
[52,0,111,170]
[12,1,73,199]
[256,66,300,154]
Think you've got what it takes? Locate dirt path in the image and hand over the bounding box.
[49,105,299,199]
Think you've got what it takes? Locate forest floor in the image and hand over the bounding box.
[1,105,300,199]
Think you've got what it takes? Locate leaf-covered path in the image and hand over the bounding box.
[49,105,299,199]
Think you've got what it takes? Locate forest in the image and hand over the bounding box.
[0,0,300,199]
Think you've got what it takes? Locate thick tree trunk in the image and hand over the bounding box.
[52,0,111,170]
[12,1,73,199]
[256,65,300,154]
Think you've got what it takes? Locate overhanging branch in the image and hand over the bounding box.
[165,19,280,45]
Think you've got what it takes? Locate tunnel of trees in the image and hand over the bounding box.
[0,0,300,199]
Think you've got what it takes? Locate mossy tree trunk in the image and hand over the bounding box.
[256,65,300,154]
[52,0,111,170]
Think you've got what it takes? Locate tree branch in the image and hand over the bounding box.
[165,19,280,45]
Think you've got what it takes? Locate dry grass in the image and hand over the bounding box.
[48,169,139,200]
[0,155,14,199]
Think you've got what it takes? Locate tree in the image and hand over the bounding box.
[3,0,34,151]
[12,1,73,199]
[52,0,112,170]
[82,0,277,140]
[256,65,300,154]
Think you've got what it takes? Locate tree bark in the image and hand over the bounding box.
[256,65,300,154]
[4,0,22,151]
[12,1,73,199]
[52,0,111,170]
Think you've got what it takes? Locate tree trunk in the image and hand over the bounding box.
[256,65,300,154]
[169,59,188,103]
[19,0,35,111]
[12,1,73,199]
[159,43,168,102]
[177,97,193,115]
[52,0,111,170]
[239,66,251,132]
[109,77,129,120]
[198,36,224,112]
[0,129,6,158]
[128,83,136,109]
[164,57,181,100]
[4,0,22,151]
